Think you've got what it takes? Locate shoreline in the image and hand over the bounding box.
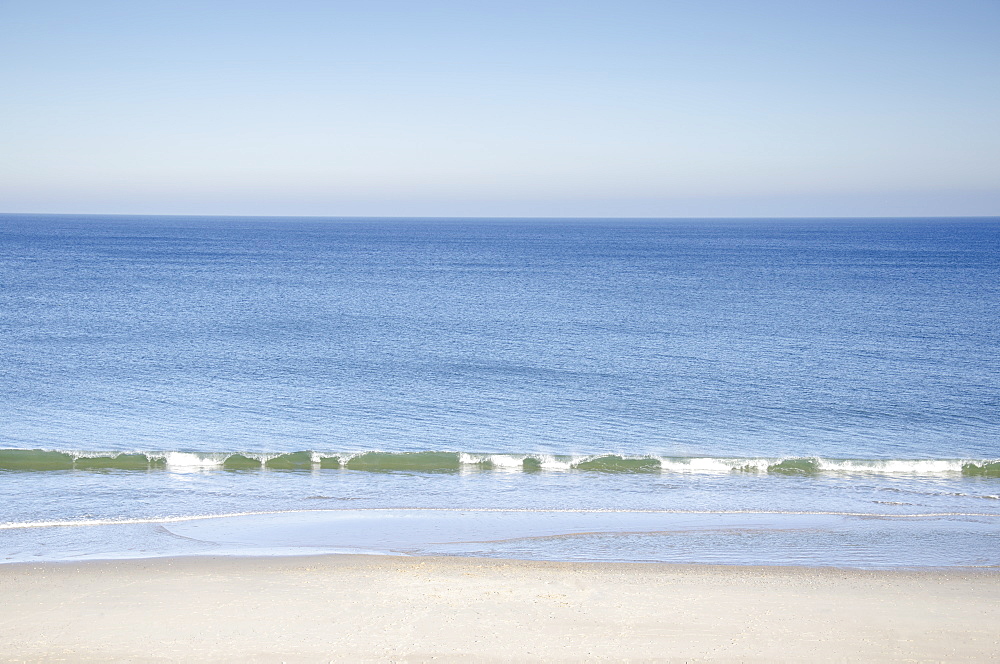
[8,506,998,569]
[3,555,997,662]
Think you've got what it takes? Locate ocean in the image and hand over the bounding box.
[1,214,998,568]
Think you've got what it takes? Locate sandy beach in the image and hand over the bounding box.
[0,555,996,662]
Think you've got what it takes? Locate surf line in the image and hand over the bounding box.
[3,507,999,530]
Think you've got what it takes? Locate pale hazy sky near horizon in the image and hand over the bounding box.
[1,0,998,218]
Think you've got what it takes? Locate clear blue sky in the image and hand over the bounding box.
[1,0,998,217]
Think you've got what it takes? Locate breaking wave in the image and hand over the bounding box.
[0,448,998,476]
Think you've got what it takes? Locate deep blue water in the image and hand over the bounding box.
[1,215,998,567]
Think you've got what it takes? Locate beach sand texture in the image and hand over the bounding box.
[1,555,997,662]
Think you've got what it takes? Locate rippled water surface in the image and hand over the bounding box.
[2,215,998,566]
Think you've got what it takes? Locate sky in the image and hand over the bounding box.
[1,0,998,218]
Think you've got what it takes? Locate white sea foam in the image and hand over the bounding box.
[458,453,527,470]
[0,510,300,530]
[816,458,966,474]
[335,452,362,465]
[164,452,226,470]
[535,455,573,471]
[656,457,772,473]
[490,455,527,470]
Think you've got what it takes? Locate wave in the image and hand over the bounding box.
[0,448,998,477]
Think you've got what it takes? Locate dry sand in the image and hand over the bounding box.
[0,555,997,662]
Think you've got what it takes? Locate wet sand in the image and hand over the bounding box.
[1,555,997,662]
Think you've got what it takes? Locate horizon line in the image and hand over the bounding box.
[2,211,998,221]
